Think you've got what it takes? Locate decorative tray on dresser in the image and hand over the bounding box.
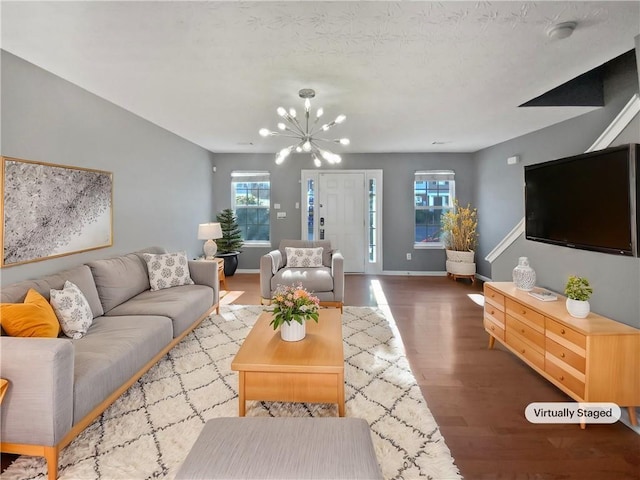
[483,281,640,428]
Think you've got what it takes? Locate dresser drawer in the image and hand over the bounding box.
[506,331,544,370]
[484,286,505,312]
[484,316,505,342]
[546,337,586,373]
[484,303,505,327]
[505,298,544,328]
[506,315,544,351]
[546,318,586,351]
[545,357,586,398]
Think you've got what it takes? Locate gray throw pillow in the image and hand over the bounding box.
[50,281,94,339]
[142,251,194,291]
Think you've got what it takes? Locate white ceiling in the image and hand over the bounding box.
[2,1,639,155]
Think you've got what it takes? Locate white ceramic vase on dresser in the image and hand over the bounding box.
[512,257,536,291]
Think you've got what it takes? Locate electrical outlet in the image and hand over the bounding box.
[406,253,412,260]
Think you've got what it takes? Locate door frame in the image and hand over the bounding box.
[301,169,383,274]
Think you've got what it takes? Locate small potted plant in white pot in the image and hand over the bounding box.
[564,275,593,318]
[441,200,478,279]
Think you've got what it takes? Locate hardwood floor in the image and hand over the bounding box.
[224,273,640,480]
[3,274,638,479]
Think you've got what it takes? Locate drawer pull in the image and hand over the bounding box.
[561,352,566,358]
[521,349,526,354]
[561,328,566,334]
[490,326,495,331]
[521,329,525,334]
[559,375,565,381]
[490,309,495,315]
[522,309,526,315]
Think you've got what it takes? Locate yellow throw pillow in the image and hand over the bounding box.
[0,289,60,338]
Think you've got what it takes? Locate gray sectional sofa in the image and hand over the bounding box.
[0,247,219,480]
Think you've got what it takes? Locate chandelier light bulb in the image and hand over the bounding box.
[259,89,349,167]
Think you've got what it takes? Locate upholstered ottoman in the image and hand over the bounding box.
[175,417,383,479]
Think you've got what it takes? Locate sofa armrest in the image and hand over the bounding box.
[260,250,282,300]
[0,337,74,446]
[188,260,220,305]
[331,250,345,302]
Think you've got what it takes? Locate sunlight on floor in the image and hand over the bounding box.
[369,279,405,353]
[220,290,245,305]
[467,293,485,307]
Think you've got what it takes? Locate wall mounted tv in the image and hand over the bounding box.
[524,143,638,257]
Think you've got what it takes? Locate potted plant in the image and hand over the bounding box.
[440,200,478,280]
[215,208,243,276]
[269,284,320,342]
[564,275,593,318]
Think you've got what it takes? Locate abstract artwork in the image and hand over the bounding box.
[1,157,113,267]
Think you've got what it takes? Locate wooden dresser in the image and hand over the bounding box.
[484,281,640,427]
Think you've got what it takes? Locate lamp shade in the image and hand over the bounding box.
[198,222,222,240]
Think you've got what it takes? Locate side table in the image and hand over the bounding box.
[215,257,227,291]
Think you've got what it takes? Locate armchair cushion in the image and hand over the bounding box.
[271,267,334,293]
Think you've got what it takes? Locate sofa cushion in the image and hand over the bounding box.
[142,251,194,291]
[72,315,173,422]
[104,285,214,337]
[0,265,104,318]
[87,254,150,313]
[0,289,60,338]
[50,281,94,339]
[271,267,334,293]
[285,247,323,268]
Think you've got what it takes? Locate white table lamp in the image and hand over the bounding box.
[198,222,223,259]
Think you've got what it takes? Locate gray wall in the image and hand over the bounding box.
[474,51,640,327]
[212,152,475,272]
[1,51,215,286]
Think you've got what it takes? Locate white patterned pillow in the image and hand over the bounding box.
[285,247,324,268]
[143,251,194,291]
[50,281,94,339]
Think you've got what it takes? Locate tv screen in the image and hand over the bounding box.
[524,144,638,257]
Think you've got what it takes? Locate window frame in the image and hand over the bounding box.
[413,170,455,249]
[231,171,271,247]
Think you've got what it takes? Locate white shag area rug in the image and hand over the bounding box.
[3,305,461,480]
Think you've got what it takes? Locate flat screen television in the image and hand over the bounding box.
[524,143,638,257]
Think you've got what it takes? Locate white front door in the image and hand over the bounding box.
[318,172,365,273]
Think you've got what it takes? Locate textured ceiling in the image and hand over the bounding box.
[2,1,639,155]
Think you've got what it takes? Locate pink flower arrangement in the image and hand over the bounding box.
[269,283,320,329]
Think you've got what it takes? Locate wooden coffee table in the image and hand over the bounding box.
[231,308,345,416]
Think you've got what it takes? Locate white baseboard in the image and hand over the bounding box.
[236,269,490,280]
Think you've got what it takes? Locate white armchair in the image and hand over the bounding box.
[260,240,344,311]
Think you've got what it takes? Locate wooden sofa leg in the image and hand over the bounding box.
[44,446,59,480]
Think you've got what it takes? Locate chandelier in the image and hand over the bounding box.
[259,89,349,167]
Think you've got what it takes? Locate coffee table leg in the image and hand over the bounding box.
[338,372,345,417]
[238,371,246,416]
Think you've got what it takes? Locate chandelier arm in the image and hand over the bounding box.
[271,132,306,140]
[284,118,306,137]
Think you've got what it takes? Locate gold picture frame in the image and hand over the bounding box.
[1,156,113,267]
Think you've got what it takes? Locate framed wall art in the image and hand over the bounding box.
[1,156,113,267]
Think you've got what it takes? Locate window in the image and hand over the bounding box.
[231,171,270,244]
[414,170,455,248]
